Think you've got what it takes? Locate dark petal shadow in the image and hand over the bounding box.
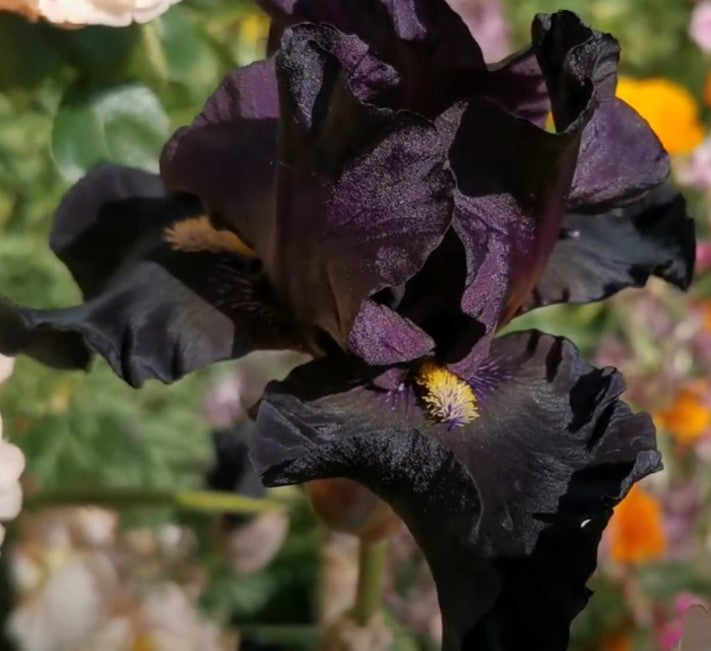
[0,166,302,387]
[253,330,660,650]
[521,184,695,311]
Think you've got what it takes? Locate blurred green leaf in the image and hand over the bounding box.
[157,11,222,99]
[51,83,169,182]
[0,15,63,106]
[51,24,140,84]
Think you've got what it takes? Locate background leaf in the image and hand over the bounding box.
[51,83,170,181]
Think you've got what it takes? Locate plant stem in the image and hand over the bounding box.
[353,538,388,626]
[25,488,284,515]
[141,21,168,83]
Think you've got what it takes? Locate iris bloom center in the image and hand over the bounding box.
[415,360,478,427]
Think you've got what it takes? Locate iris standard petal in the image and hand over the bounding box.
[259,0,554,123]
[271,23,453,359]
[0,166,301,387]
[252,330,660,650]
[522,184,695,311]
[532,11,669,209]
[422,10,672,378]
[485,45,550,127]
[568,98,669,210]
[428,95,586,377]
[160,58,279,254]
[258,0,485,115]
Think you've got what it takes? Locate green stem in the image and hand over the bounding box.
[25,488,284,516]
[353,538,388,626]
[141,21,169,83]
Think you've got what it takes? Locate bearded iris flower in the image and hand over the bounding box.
[0,3,695,648]
[0,4,693,383]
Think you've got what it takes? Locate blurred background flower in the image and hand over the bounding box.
[0,0,181,26]
[0,356,23,553]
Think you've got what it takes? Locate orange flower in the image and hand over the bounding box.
[616,77,704,155]
[656,381,711,445]
[609,484,666,564]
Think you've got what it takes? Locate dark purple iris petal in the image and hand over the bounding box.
[522,184,695,311]
[271,23,453,360]
[532,11,669,209]
[425,95,586,376]
[258,0,554,123]
[569,98,669,210]
[0,166,302,387]
[348,301,435,366]
[405,11,675,377]
[50,163,172,299]
[252,330,660,650]
[160,58,279,254]
[485,45,550,127]
[258,0,486,115]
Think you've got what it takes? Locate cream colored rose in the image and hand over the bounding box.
[0,0,181,26]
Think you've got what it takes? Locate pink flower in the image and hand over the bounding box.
[656,593,708,651]
[446,0,511,62]
[676,137,711,190]
[691,1,711,52]
[697,241,711,273]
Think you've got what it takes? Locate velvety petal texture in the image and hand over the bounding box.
[258,0,551,122]
[258,0,486,115]
[270,24,453,360]
[0,165,301,387]
[252,331,660,650]
[523,184,695,311]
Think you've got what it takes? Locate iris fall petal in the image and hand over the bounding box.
[523,184,695,310]
[0,165,300,386]
[252,331,661,650]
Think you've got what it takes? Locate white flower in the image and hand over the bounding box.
[140,583,228,651]
[0,354,14,385]
[0,414,25,551]
[0,0,181,26]
[8,554,113,651]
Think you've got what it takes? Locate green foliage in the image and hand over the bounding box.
[505,0,706,91]
[52,83,170,182]
[0,0,267,495]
